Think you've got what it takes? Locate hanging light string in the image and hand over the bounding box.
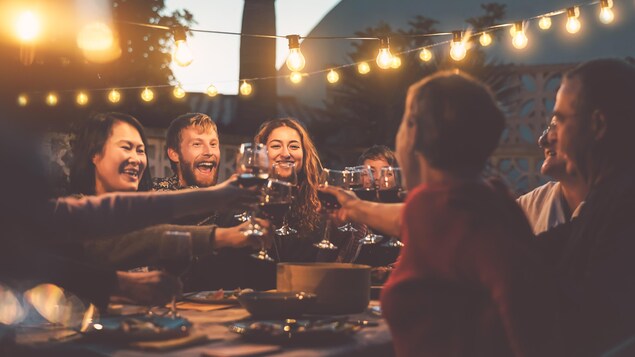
[17,0,625,104]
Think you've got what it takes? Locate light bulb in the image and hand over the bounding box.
[289,71,303,84]
[173,86,186,99]
[450,31,466,61]
[107,89,121,104]
[390,56,401,69]
[511,22,527,49]
[239,81,252,96]
[479,33,492,47]
[285,35,305,72]
[77,22,114,52]
[599,0,615,24]
[419,48,432,62]
[15,11,40,43]
[566,7,581,34]
[46,93,58,106]
[173,40,193,67]
[538,16,552,30]
[376,37,393,69]
[17,94,28,107]
[357,62,371,74]
[206,85,218,97]
[141,87,154,102]
[326,69,339,84]
[76,92,89,106]
[509,25,517,37]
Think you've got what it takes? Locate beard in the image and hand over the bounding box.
[178,157,218,188]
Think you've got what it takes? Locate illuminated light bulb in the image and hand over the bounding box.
[76,92,89,106]
[289,71,303,84]
[141,87,154,102]
[479,32,492,47]
[108,89,121,104]
[566,7,581,34]
[357,61,371,75]
[15,11,40,43]
[511,22,528,49]
[419,48,432,62]
[390,56,401,69]
[375,37,393,69]
[509,25,517,37]
[326,69,339,84]
[46,93,58,106]
[599,0,614,24]
[17,94,28,107]
[206,85,218,97]
[449,31,467,61]
[172,86,186,99]
[77,22,114,51]
[285,35,306,72]
[172,27,193,67]
[539,16,552,30]
[239,81,252,96]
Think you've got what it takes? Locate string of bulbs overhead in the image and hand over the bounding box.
[16,0,622,107]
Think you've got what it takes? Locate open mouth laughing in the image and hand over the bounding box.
[196,161,217,174]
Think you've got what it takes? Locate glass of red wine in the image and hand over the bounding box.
[158,231,193,318]
[235,143,273,261]
[378,166,405,248]
[315,168,348,250]
[337,167,361,233]
[351,165,384,245]
[269,162,298,237]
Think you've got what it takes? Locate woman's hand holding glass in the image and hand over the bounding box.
[315,168,349,250]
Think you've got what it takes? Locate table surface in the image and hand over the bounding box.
[14,301,394,357]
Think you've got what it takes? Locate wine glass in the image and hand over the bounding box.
[269,162,298,237]
[352,165,384,245]
[337,167,359,233]
[235,143,273,261]
[378,167,405,248]
[315,168,348,250]
[158,231,193,318]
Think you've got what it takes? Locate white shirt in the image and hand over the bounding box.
[517,181,583,235]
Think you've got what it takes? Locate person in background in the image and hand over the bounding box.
[517,118,588,234]
[382,71,559,356]
[357,145,398,182]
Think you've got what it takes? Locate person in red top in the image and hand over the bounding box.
[380,71,559,356]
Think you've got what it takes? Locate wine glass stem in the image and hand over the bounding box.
[170,296,177,318]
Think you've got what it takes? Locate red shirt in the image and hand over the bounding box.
[381,179,559,357]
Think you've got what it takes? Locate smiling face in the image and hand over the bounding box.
[539,118,568,180]
[169,125,220,188]
[265,126,303,175]
[92,120,147,194]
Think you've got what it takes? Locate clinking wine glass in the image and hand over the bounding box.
[378,166,405,248]
[315,168,349,250]
[337,167,360,233]
[235,143,273,261]
[269,162,298,237]
[158,231,193,318]
[351,165,384,245]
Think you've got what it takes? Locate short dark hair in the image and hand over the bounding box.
[407,71,505,175]
[165,113,217,173]
[564,58,635,162]
[69,112,152,195]
[357,145,398,167]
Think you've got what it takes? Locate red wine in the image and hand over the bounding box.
[238,173,269,187]
[378,188,403,203]
[259,202,291,221]
[318,191,341,211]
[354,188,377,202]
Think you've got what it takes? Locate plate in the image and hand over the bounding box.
[229,318,361,346]
[185,289,252,304]
[85,315,191,342]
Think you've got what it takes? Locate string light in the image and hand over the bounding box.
[566,7,581,34]
[141,87,154,102]
[15,11,40,43]
[599,0,614,24]
[76,91,89,106]
[206,85,218,97]
[289,71,303,84]
[450,31,467,61]
[376,37,393,69]
[511,22,528,49]
[17,94,28,107]
[172,86,186,99]
[479,32,492,47]
[419,48,432,62]
[239,81,252,96]
[107,89,121,104]
[172,26,193,67]
[46,92,58,106]
[538,16,552,30]
[358,61,371,74]
[326,69,339,84]
[285,35,306,72]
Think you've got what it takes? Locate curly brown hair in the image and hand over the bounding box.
[254,118,322,233]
